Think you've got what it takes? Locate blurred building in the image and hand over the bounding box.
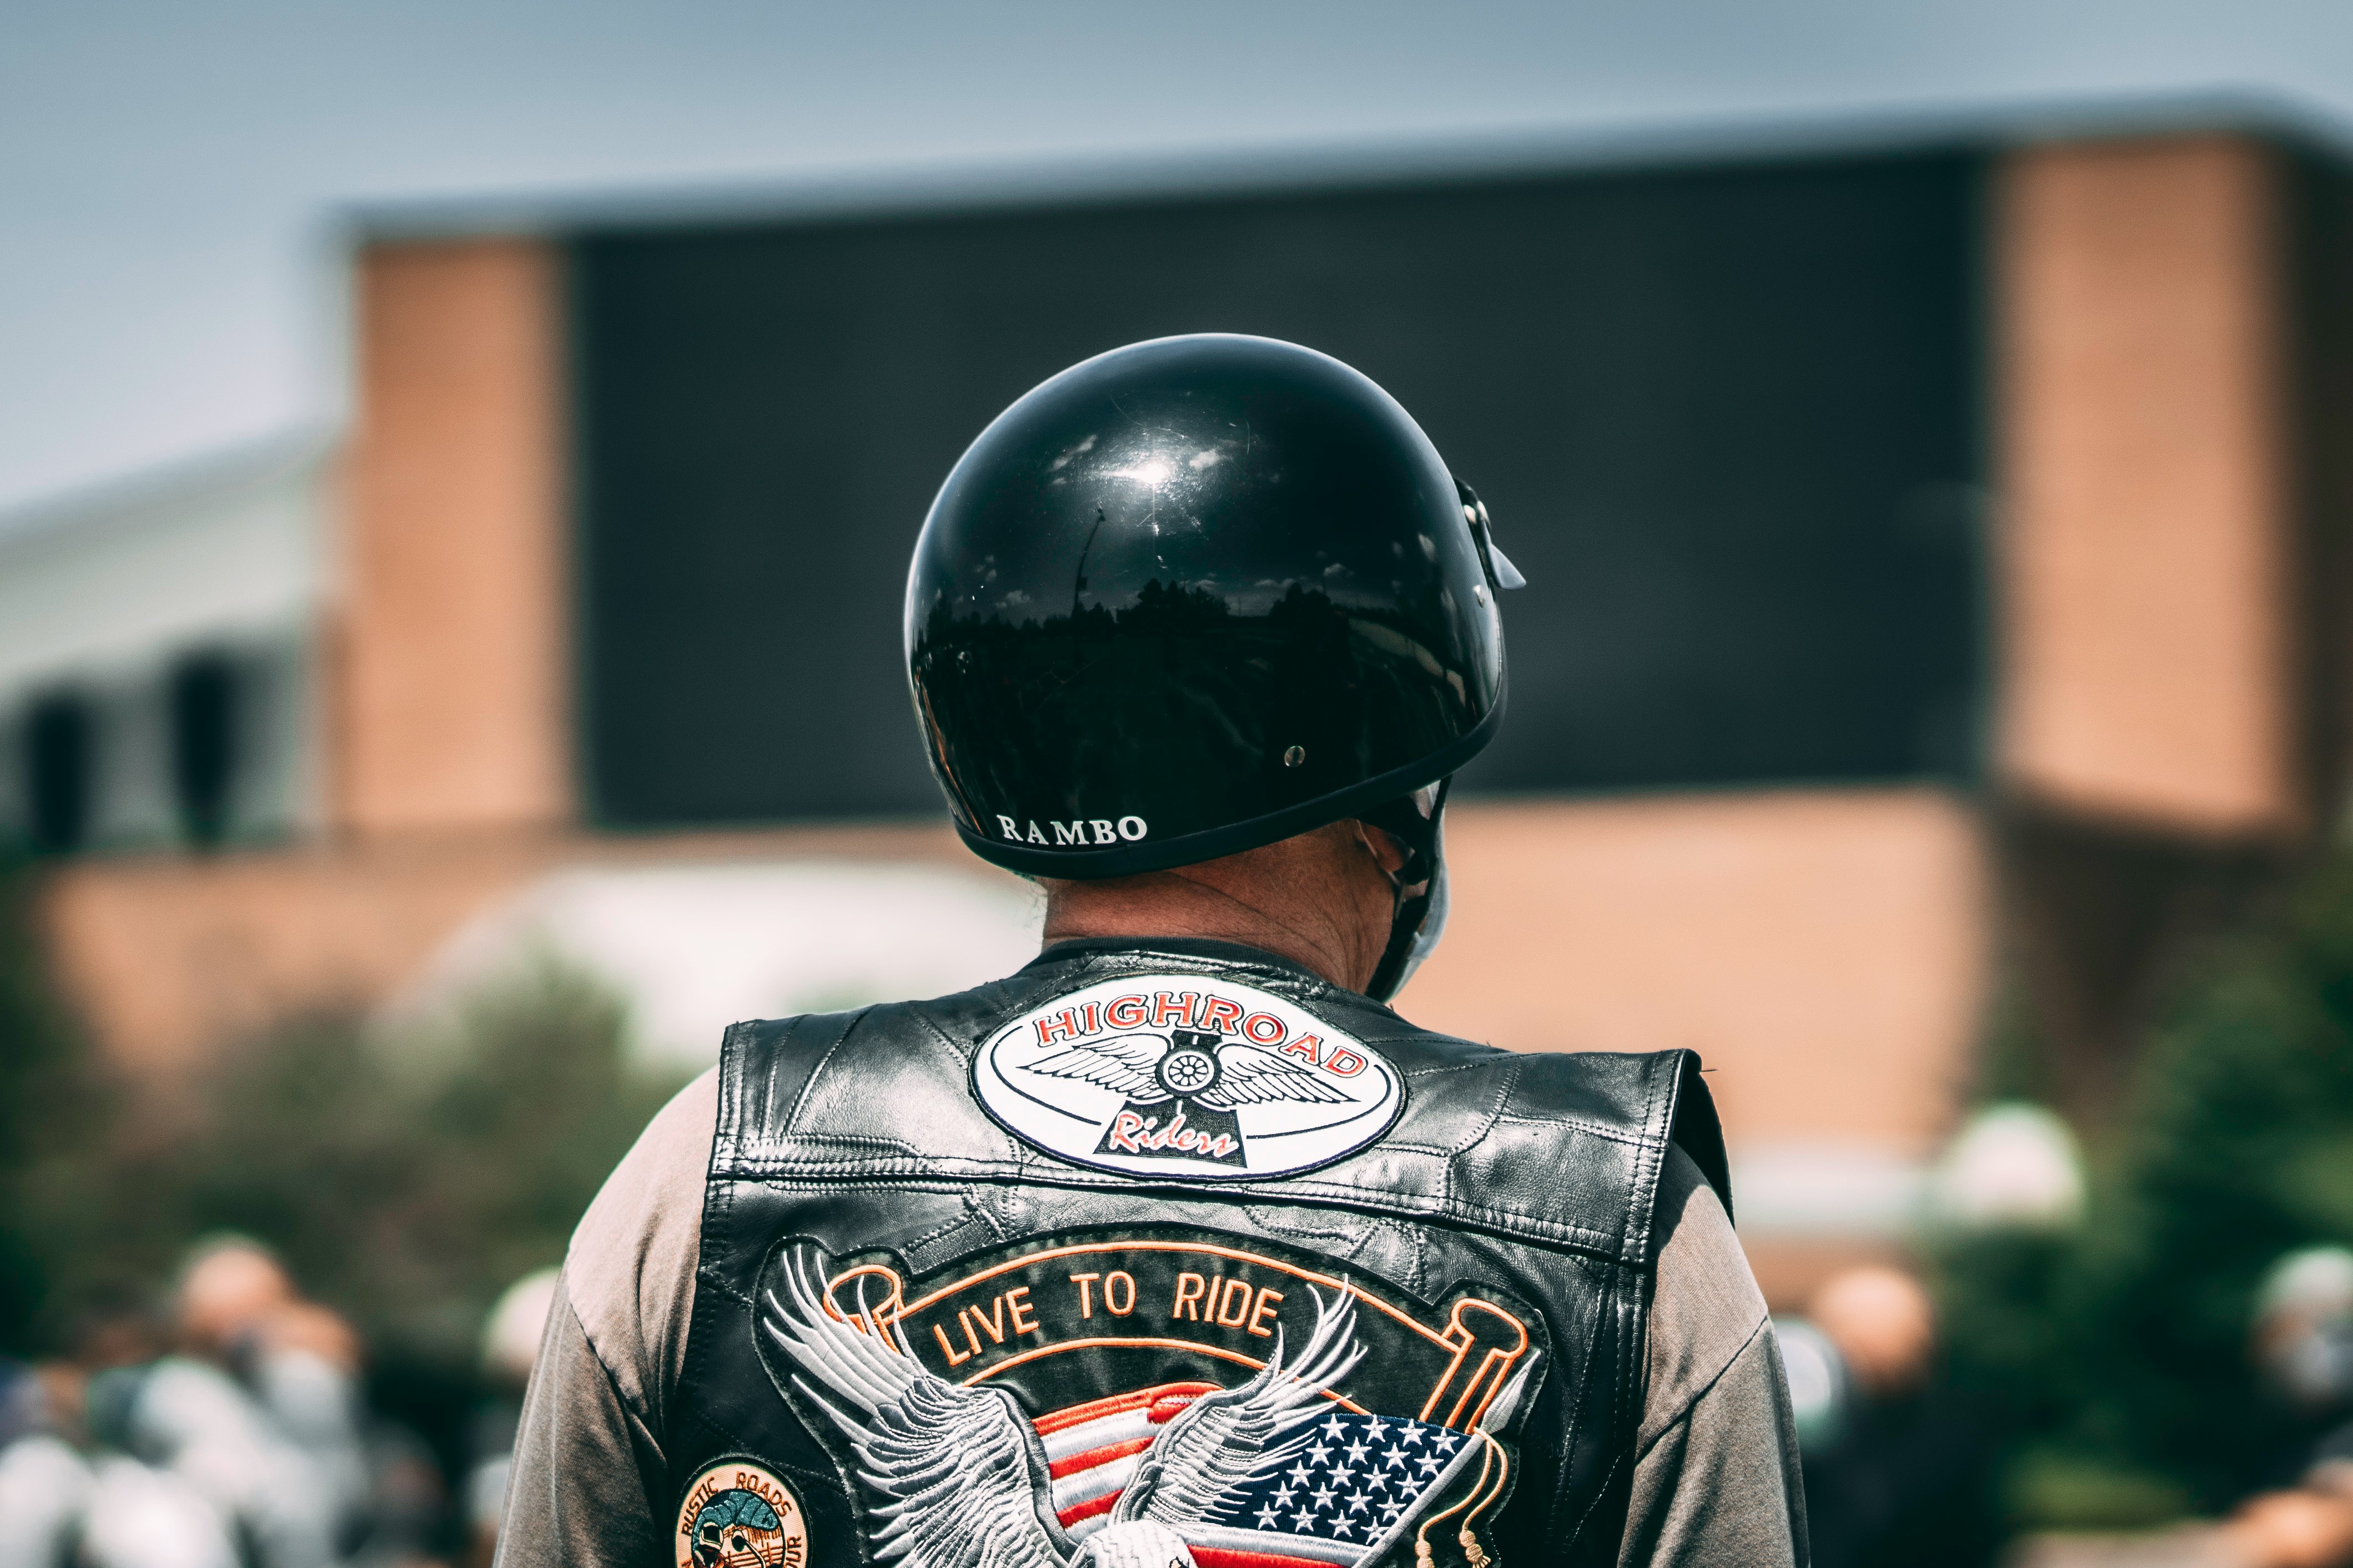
[6,112,2348,1301]
[0,438,327,855]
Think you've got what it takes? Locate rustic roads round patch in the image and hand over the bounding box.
[673,1459,808,1568]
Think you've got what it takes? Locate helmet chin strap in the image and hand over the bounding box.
[1359,779,1452,1002]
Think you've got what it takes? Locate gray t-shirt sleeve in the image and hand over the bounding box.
[497,1283,665,1565]
[1618,1146,1810,1568]
[496,1067,717,1567]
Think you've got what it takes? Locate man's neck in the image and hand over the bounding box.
[1037,823,1401,995]
[1042,875,1364,990]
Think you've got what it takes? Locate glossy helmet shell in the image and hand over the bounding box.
[905,334,1507,878]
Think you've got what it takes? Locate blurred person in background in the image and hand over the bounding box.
[2211,1249,2353,1568]
[0,1297,244,1568]
[184,1236,378,1519]
[166,1234,453,1566]
[1792,1263,1998,1568]
[500,336,1804,1566]
[0,1356,89,1568]
[84,1236,369,1567]
[2251,1248,2353,1479]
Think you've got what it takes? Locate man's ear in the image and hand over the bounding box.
[1351,820,1409,878]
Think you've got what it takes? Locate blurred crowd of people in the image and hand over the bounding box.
[21,1226,2353,1565]
[1778,1264,2002,1568]
[1779,1248,2353,1568]
[0,1239,553,1568]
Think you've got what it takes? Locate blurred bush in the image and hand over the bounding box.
[0,855,691,1384]
[1939,848,2353,1527]
[0,850,93,1354]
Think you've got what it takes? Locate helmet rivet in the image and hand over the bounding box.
[1473,583,1489,606]
[1283,745,1306,768]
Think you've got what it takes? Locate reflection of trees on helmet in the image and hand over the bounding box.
[905,334,1515,886]
[691,1489,786,1567]
[916,582,1470,834]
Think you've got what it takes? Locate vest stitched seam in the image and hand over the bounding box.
[1564,1442,1634,1559]
[716,1163,1614,1249]
[704,1165,1629,1258]
[1241,1203,1370,1248]
[1491,1111,1651,1148]
[780,1130,928,1153]
[780,1006,878,1139]
[899,1204,988,1255]
[1397,1057,1507,1079]
[1547,1252,1622,1542]
[1622,1052,1681,1266]
[1385,1055,1523,1158]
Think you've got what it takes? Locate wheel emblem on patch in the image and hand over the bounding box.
[673,1460,808,1568]
[972,975,1405,1179]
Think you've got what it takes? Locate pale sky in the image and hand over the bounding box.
[4,0,2352,515]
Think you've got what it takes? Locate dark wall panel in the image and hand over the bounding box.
[572,153,1983,826]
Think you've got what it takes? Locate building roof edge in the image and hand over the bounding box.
[338,86,2353,245]
[0,429,335,556]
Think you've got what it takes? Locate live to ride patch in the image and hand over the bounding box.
[972,975,1405,1181]
[754,1226,1550,1568]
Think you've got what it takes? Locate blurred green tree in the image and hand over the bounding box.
[1939,851,2353,1524]
[0,864,690,1379]
[0,853,100,1353]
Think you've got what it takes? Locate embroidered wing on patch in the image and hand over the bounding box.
[762,1256,1064,1568]
[1191,1045,1354,1110]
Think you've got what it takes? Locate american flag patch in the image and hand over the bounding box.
[1035,1391,1485,1567]
[1181,1409,1480,1566]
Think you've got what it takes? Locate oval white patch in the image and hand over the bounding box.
[972,975,1404,1180]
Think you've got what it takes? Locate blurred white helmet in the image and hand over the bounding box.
[1772,1316,1851,1454]
[2255,1246,2353,1411]
[1932,1102,2085,1231]
[2258,1246,2353,1327]
[482,1267,562,1389]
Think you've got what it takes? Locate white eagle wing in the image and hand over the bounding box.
[761,1258,1065,1568]
[1110,1285,1367,1529]
[1195,1044,1352,1109]
[1024,1032,1170,1101]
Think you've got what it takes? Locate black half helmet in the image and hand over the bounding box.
[905,334,1522,998]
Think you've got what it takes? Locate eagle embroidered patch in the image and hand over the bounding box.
[972,976,1405,1180]
[755,1229,1548,1568]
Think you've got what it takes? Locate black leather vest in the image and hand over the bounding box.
[669,938,1727,1568]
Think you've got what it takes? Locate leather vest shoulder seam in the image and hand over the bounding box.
[709,1166,1628,1258]
[785,1130,927,1153]
[1397,1057,1506,1079]
[1621,1050,1683,1266]
[780,1006,875,1138]
[907,999,984,1067]
[1493,1112,1650,1149]
[1386,1055,1522,1159]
